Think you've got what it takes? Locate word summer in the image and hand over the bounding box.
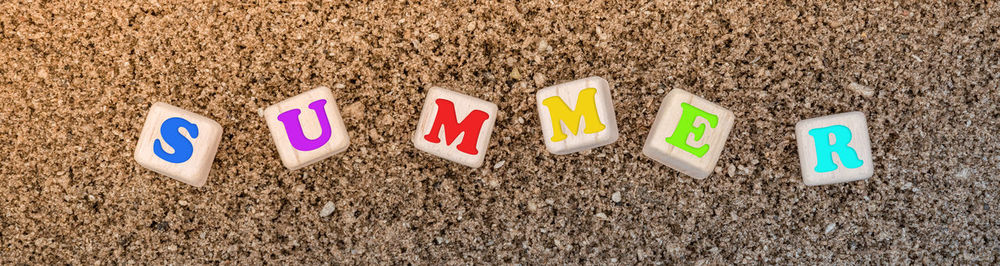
[134,76,874,188]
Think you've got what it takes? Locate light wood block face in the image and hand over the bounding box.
[642,89,735,179]
[264,86,351,170]
[535,76,619,155]
[794,111,874,186]
[134,102,223,187]
[412,87,498,168]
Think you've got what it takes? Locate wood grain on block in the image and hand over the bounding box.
[794,111,874,186]
[412,87,498,168]
[264,86,351,170]
[134,102,223,187]
[642,89,735,179]
[535,76,619,155]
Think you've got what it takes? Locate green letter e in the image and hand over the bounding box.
[664,103,718,158]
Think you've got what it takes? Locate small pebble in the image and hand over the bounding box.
[537,39,551,52]
[379,114,394,126]
[595,26,607,40]
[847,82,875,97]
[510,68,522,80]
[342,101,365,118]
[595,212,608,220]
[37,68,48,79]
[824,223,837,234]
[493,160,505,169]
[319,201,336,217]
[611,191,622,203]
[333,83,346,89]
[956,168,971,179]
[534,73,546,87]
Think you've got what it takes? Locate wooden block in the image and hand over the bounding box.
[535,76,619,155]
[412,87,498,168]
[794,111,874,186]
[264,86,351,170]
[642,89,735,179]
[134,102,223,187]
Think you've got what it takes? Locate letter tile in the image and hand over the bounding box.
[535,76,619,154]
[642,89,735,179]
[412,87,498,168]
[264,86,351,170]
[794,111,874,186]
[134,102,223,187]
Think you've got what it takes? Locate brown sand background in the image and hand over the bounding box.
[1,0,999,263]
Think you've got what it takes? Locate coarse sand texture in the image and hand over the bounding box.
[1,1,999,264]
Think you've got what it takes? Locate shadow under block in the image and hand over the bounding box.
[134,102,223,187]
[642,89,735,179]
[535,76,619,155]
[412,87,498,168]
[264,86,351,171]
[794,111,874,186]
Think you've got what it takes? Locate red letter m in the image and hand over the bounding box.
[423,99,490,155]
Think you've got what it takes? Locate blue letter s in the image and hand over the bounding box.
[154,117,199,163]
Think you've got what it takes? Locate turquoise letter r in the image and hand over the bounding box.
[808,125,863,173]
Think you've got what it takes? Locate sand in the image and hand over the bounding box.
[1,0,998,264]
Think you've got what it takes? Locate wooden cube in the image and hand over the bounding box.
[134,102,223,187]
[412,87,498,168]
[535,76,619,155]
[642,89,735,179]
[264,86,351,170]
[795,111,874,186]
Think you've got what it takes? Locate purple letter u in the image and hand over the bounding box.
[276,99,332,151]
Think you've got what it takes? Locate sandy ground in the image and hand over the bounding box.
[1,0,999,264]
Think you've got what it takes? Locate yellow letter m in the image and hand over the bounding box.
[541,88,607,142]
